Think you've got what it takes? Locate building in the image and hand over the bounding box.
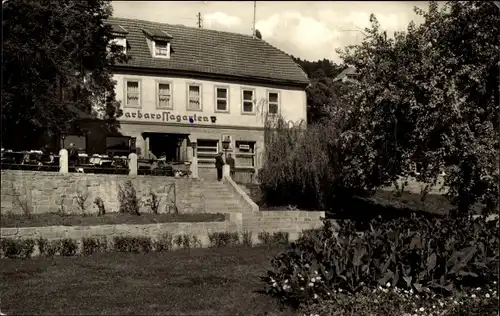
[67,17,309,181]
[332,66,359,83]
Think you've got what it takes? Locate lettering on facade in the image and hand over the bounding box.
[123,110,215,124]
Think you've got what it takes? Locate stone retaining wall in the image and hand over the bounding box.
[0,210,326,255]
[243,210,325,241]
[1,170,208,215]
[1,219,238,247]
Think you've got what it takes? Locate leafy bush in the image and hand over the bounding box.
[93,197,106,216]
[0,238,35,259]
[190,235,201,248]
[271,232,290,245]
[46,240,61,256]
[258,232,272,245]
[36,237,48,255]
[82,237,108,255]
[73,189,89,213]
[59,238,78,256]
[174,235,183,249]
[208,232,240,248]
[262,214,498,306]
[172,234,201,249]
[113,236,152,253]
[144,189,162,214]
[259,117,342,211]
[258,231,290,246]
[118,180,141,215]
[153,232,174,252]
[242,231,253,247]
[12,187,34,218]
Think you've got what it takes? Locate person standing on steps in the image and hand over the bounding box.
[226,153,235,179]
[215,152,225,181]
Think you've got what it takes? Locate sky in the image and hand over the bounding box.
[112,1,431,64]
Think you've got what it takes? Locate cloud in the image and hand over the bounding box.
[256,11,341,62]
[204,12,242,29]
[256,9,417,63]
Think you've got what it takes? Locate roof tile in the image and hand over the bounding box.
[106,17,309,86]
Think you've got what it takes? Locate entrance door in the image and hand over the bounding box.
[147,133,187,162]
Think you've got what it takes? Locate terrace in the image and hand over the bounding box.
[0,148,194,177]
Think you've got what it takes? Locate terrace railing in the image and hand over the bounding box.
[1,151,60,172]
[1,150,198,178]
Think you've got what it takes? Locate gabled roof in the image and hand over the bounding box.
[333,66,359,82]
[106,17,309,87]
[108,24,128,36]
[142,28,173,41]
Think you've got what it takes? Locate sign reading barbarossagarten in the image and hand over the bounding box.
[123,110,216,124]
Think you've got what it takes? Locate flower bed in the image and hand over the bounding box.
[1,212,226,228]
[300,283,499,316]
[261,213,499,315]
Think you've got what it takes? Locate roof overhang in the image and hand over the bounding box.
[107,24,129,37]
[142,29,173,41]
[111,65,310,90]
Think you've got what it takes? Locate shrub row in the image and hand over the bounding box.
[0,230,290,259]
[262,214,498,307]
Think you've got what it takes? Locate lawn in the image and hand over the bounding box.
[0,246,294,316]
[239,181,484,219]
[0,212,227,228]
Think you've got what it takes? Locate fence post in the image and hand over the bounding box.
[128,153,138,176]
[59,149,68,174]
[190,157,199,179]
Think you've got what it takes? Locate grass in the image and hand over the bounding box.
[1,212,227,228]
[0,246,295,316]
[238,181,484,218]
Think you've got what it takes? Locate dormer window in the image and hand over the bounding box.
[110,37,127,54]
[143,28,173,59]
[154,41,171,58]
[107,24,128,54]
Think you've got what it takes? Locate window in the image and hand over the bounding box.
[268,91,280,115]
[61,135,86,153]
[106,137,131,156]
[154,40,170,58]
[196,139,219,165]
[235,141,255,167]
[215,87,229,112]
[157,82,172,109]
[242,89,254,113]
[125,80,140,107]
[188,84,202,110]
[108,37,127,55]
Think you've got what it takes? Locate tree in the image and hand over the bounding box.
[337,1,499,214]
[291,57,347,124]
[2,0,128,150]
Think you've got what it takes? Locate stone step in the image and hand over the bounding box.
[205,201,246,209]
[205,209,248,214]
[203,191,235,197]
[206,205,247,211]
[246,217,315,222]
[204,196,237,201]
[203,190,233,195]
[202,184,231,189]
[202,188,232,193]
